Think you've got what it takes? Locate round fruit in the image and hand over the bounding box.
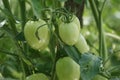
[24,19,50,51]
[92,75,108,80]
[75,33,89,53]
[26,73,48,80]
[59,21,79,45]
[56,57,80,80]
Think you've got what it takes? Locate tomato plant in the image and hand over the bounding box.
[0,0,120,80]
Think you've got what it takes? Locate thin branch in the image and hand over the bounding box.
[2,0,18,35]
[107,65,120,72]
[18,0,26,30]
[103,49,120,67]
[0,49,18,57]
[88,0,99,27]
[100,0,107,13]
[105,33,120,41]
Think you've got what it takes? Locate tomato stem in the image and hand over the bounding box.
[2,0,18,35]
[88,0,108,62]
[18,0,26,31]
[53,8,73,23]
[35,24,47,40]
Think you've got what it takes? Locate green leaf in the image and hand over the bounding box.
[0,78,17,80]
[58,0,67,2]
[64,45,81,63]
[74,0,83,4]
[107,65,120,77]
[29,0,43,18]
[110,77,120,80]
[15,32,25,41]
[0,20,6,28]
[79,53,102,80]
[0,32,5,38]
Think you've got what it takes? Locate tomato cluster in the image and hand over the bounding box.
[58,15,89,53]
[24,11,89,79]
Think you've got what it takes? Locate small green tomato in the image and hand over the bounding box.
[75,33,89,53]
[26,73,48,80]
[59,21,79,45]
[56,57,80,80]
[24,19,50,51]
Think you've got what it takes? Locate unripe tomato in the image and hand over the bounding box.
[56,57,80,80]
[75,33,89,53]
[59,21,79,45]
[72,15,81,32]
[24,19,50,51]
[92,75,108,80]
[26,73,48,80]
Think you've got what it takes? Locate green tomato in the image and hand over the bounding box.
[56,57,80,80]
[26,73,48,80]
[75,33,89,53]
[59,21,79,45]
[72,15,81,32]
[24,19,50,51]
[92,75,108,80]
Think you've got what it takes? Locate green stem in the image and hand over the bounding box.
[0,49,18,57]
[102,29,108,61]
[88,0,99,27]
[14,41,26,80]
[107,65,120,73]
[18,1,28,79]
[105,33,120,41]
[49,28,57,80]
[103,50,120,67]
[89,0,108,61]
[2,0,18,35]
[19,58,26,80]
[100,0,107,13]
[18,0,26,30]
[98,10,107,61]
[51,53,56,80]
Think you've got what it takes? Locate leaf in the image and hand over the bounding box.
[110,77,120,80]
[107,65,120,76]
[79,53,102,80]
[58,0,67,2]
[63,45,81,63]
[29,0,43,18]
[0,20,6,28]
[0,78,17,80]
[15,31,25,41]
[74,0,83,4]
[0,32,5,38]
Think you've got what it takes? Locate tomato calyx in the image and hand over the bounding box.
[40,7,52,21]
[52,8,74,23]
